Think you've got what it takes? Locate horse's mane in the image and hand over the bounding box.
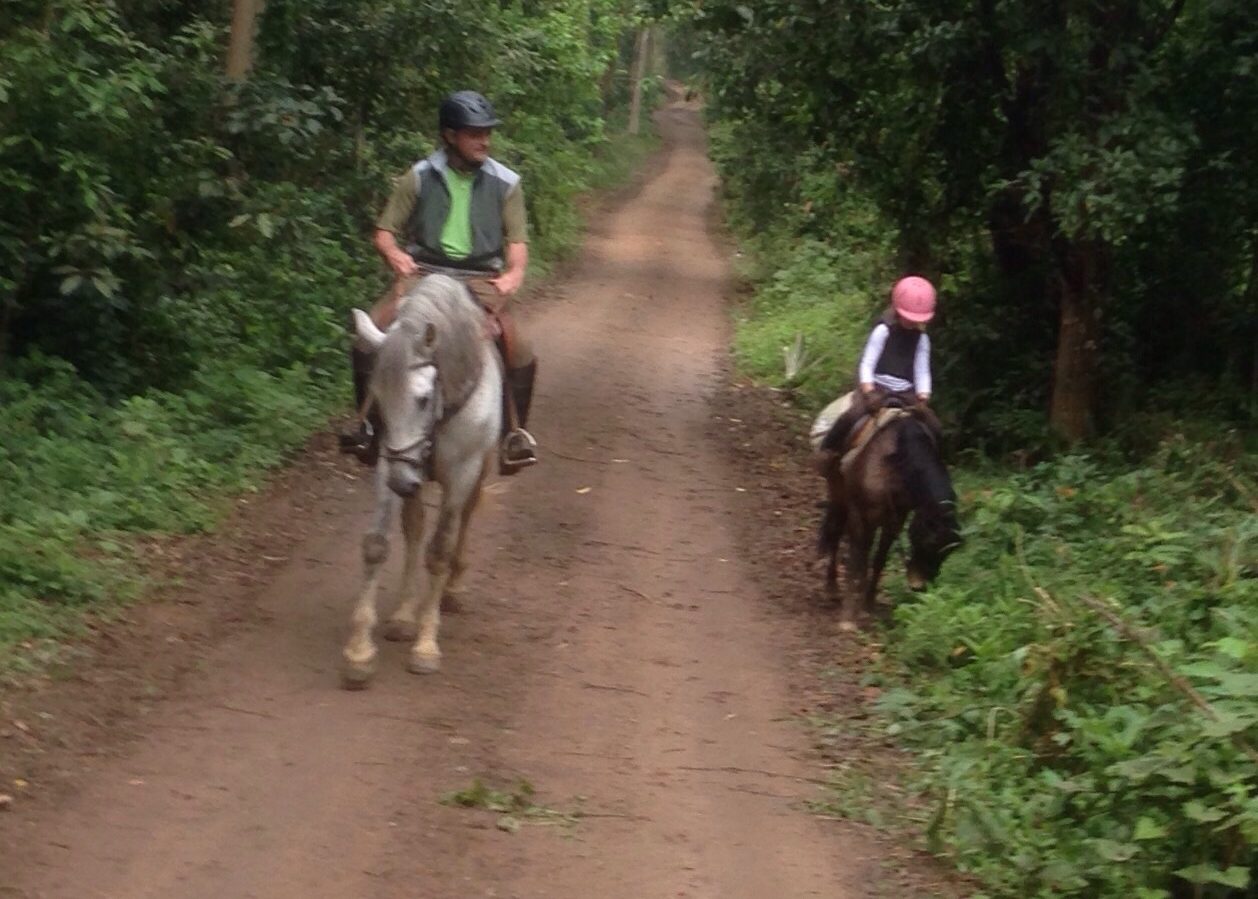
[375,275,487,413]
[892,416,956,511]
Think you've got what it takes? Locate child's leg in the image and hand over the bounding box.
[819,392,870,453]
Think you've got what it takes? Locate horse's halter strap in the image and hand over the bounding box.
[382,362,443,467]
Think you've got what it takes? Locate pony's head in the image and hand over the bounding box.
[906,501,962,589]
[353,310,443,497]
[895,417,962,589]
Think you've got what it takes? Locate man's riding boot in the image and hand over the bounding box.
[499,360,538,475]
[338,347,380,465]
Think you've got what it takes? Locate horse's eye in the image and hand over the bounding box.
[416,396,428,409]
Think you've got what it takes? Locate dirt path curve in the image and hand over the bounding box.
[2,102,884,899]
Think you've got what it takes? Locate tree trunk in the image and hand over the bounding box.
[226,0,265,81]
[1049,240,1106,441]
[627,27,650,135]
[599,59,618,113]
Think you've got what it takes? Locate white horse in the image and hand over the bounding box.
[341,274,502,689]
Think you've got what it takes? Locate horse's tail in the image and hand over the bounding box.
[817,500,843,559]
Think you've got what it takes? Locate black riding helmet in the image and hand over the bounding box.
[438,91,503,131]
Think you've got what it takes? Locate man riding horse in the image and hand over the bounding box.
[340,90,538,475]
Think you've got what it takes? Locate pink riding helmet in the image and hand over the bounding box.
[891,276,937,323]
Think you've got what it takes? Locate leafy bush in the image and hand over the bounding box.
[875,444,1257,897]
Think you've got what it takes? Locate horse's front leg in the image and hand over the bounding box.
[382,490,427,642]
[866,514,905,621]
[441,453,492,613]
[409,466,485,674]
[342,464,399,689]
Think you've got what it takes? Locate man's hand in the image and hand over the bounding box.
[489,267,524,298]
[389,251,419,278]
[374,229,418,278]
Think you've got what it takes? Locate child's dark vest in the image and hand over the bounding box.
[872,311,922,386]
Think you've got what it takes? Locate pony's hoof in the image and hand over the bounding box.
[407,651,442,675]
[441,591,464,614]
[383,618,418,642]
[341,655,377,690]
[837,619,859,634]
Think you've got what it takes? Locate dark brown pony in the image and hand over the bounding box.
[817,410,962,629]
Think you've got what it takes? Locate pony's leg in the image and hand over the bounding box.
[442,454,492,613]
[821,474,847,602]
[866,515,905,620]
[382,491,427,642]
[839,512,871,632]
[408,464,484,674]
[824,541,840,601]
[342,463,399,689]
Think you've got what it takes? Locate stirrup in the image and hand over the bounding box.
[338,420,377,465]
[499,428,538,475]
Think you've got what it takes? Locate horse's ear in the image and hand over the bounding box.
[352,309,386,351]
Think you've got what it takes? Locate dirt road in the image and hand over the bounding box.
[1,102,890,898]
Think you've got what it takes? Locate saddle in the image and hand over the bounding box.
[840,405,912,476]
[809,392,917,477]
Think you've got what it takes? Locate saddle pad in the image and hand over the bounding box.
[840,406,910,476]
[809,393,854,451]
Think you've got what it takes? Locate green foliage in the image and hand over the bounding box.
[713,123,898,408]
[0,0,658,659]
[873,444,1258,897]
[701,11,1258,888]
[441,777,581,830]
[0,349,337,659]
[683,0,1258,437]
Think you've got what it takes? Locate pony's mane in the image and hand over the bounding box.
[375,275,487,412]
[892,417,956,510]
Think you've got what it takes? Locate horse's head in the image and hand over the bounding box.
[353,309,443,497]
[905,501,962,590]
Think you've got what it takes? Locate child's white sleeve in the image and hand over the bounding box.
[914,333,932,396]
[857,324,890,385]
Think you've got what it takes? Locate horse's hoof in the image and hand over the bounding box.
[837,619,859,634]
[341,655,377,690]
[407,651,442,675]
[383,618,418,642]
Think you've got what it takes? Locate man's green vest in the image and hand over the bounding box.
[405,148,520,273]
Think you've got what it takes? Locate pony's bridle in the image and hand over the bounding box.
[381,362,441,469]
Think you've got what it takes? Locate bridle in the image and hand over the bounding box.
[381,361,441,469]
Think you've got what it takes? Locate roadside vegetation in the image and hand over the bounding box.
[671,2,1258,895]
